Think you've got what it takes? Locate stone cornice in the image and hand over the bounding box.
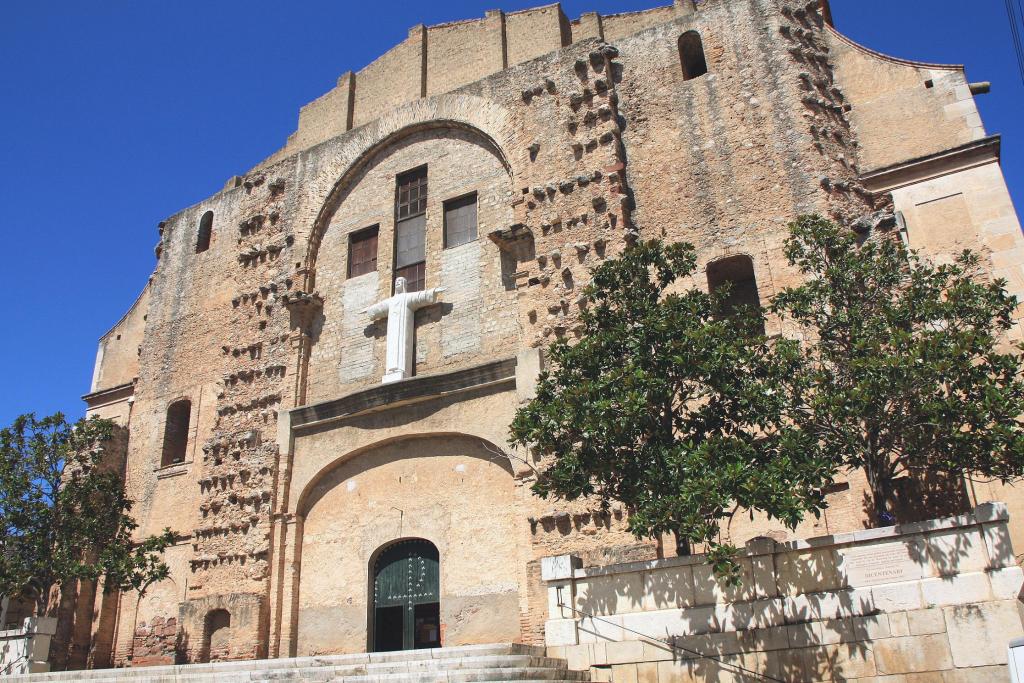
[859,135,1001,194]
[289,357,517,431]
[81,381,135,408]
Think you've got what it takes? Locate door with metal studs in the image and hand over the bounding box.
[372,539,440,651]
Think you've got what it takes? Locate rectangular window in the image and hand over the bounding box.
[444,193,477,249]
[396,166,428,220]
[396,261,426,293]
[395,214,425,269]
[395,167,428,292]
[348,225,379,278]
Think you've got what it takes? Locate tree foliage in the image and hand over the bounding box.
[510,240,833,577]
[773,215,1024,519]
[0,413,175,615]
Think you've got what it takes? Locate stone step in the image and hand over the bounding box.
[335,667,591,683]
[170,657,573,682]
[4,645,576,683]
[60,670,583,683]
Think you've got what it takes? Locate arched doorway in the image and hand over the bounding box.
[371,539,440,651]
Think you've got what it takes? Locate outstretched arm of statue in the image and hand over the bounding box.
[363,300,390,320]
[409,286,446,309]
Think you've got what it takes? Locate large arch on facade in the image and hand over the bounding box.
[301,94,516,286]
[294,432,520,517]
[287,432,526,656]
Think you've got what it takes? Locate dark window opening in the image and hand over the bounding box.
[673,530,692,557]
[196,211,214,253]
[374,606,404,652]
[413,603,441,649]
[444,193,478,249]
[395,167,428,292]
[161,399,191,467]
[348,226,379,278]
[202,609,230,663]
[707,255,763,332]
[679,31,708,81]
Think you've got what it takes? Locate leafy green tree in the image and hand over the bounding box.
[773,215,1024,521]
[0,413,175,615]
[510,240,833,577]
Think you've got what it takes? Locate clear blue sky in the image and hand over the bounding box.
[1,1,1021,427]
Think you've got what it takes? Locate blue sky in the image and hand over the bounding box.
[1,1,1021,427]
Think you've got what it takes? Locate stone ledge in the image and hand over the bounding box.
[81,381,135,408]
[564,503,1009,581]
[859,134,1001,193]
[289,357,517,431]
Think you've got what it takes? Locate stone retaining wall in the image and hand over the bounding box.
[0,618,57,675]
[542,503,1024,682]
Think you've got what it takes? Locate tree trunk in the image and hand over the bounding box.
[863,440,892,526]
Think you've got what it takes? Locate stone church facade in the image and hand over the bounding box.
[71,0,1024,673]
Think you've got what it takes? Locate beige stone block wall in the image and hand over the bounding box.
[602,5,682,42]
[828,26,984,173]
[506,5,569,67]
[90,284,150,394]
[351,29,425,129]
[295,434,523,655]
[893,161,1024,314]
[426,14,505,97]
[287,73,353,152]
[304,128,518,403]
[543,503,1024,682]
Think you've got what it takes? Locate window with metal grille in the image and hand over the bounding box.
[396,166,428,220]
[395,260,426,294]
[348,225,379,278]
[395,167,427,292]
[444,193,477,249]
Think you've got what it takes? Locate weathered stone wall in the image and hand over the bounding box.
[89,284,150,394]
[270,2,699,161]
[506,5,571,67]
[77,0,1024,670]
[827,25,985,174]
[543,503,1024,682]
[296,435,522,655]
[304,128,518,401]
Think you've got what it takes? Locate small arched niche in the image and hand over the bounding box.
[679,31,709,81]
[196,211,213,253]
[202,609,230,663]
[707,254,764,333]
[161,399,191,467]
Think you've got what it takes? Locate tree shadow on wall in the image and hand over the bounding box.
[861,473,980,578]
[570,542,876,682]
[174,629,190,665]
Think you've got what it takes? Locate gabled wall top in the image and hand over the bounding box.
[264,1,697,164]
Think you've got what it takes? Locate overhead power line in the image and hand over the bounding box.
[1007,0,1024,85]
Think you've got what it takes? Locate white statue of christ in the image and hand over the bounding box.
[363,276,446,384]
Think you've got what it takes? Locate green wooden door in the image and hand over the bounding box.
[373,539,440,651]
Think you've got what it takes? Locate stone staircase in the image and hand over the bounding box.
[5,644,589,683]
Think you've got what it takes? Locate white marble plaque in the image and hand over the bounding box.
[840,542,920,587]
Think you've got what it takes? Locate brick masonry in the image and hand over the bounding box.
[73,0,1024,676]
